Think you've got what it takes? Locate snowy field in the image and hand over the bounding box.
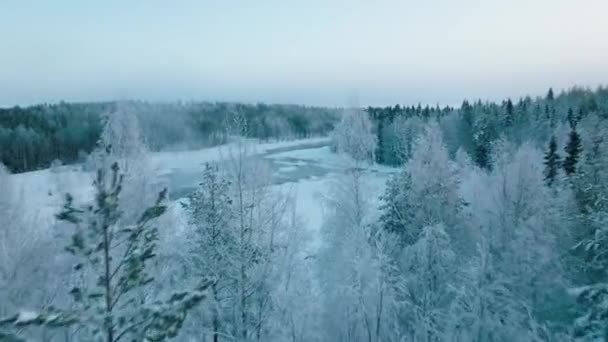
[8,137,394,254]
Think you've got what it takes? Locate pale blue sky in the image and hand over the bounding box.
[1,0,607,106]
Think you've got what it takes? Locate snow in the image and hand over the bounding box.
[14,310,40,324]
[6,136,390,258]
[6,138,326,223]
[150,137,331,175]
[8,167,94,227]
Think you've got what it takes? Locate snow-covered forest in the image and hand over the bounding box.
[1,86,608,341]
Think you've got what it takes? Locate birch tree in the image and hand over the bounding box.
[331,107,377,165]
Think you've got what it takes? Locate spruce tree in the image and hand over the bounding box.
[505,98,514,127]
[564,126,583,176]
[567,107,576,128]
[547,87,555,101]
[474,134,491,169]
[543,135,561,186]
[375,109,385,164]
[569,129,608,339]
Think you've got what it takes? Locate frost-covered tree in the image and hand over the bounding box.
[384,116,424,165]
[569,121,608,339]
[448,238,548,342]
[3,157,209,342]
[213,111,297,341]
[318,167,384,342]
[0,164,68,341]
[99,104,147,165]
[456,141,568,340]
[397,224,457,341]
[380,122,463,246]
[94,104,160,226]
[183,163,236,342]
[263,192,320,342]
[331,107,377,164]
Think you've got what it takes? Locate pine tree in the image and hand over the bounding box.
[543,135,561,186]
[564,126,583,176]
[319,165,381,342]
[2,155,210,341]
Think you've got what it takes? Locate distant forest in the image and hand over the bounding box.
[367,86,608,168]
[0,102,339,172]
[2,86,607,173]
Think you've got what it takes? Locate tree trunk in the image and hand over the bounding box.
[212,283,220,342]
[103,225,114,342]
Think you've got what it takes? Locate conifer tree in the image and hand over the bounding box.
[2,153,210,342]
[547,87,555,101]
[564,126,583,176]
[569,126,608,340]
[567,108,576,128]
[543,135,561,186]
[505,98,514,127]
[377,118,385,164]
[474,133,491,169]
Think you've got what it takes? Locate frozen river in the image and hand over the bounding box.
[164,139,337,200]
[10,137,394,252]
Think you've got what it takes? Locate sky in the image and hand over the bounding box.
[1,0,607,107]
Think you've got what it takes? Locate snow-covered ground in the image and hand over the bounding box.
[264,144,395,251]
[8,137,395,255]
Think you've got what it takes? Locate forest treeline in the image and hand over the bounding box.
[0,101,339,173]
[366,86,608,167]
[3,87,607,174]
[3,85,608,341]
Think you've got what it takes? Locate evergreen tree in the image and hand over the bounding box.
[474,132,492,169]
[570,285,608,341]
[543,135,561,186]
[547,87,555,101]
[564,126,583,176]
[505,98,514,127]
[2,156,210,341]
[567,120,608,340]
[374,109,385,164]
[567,107,576,128]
